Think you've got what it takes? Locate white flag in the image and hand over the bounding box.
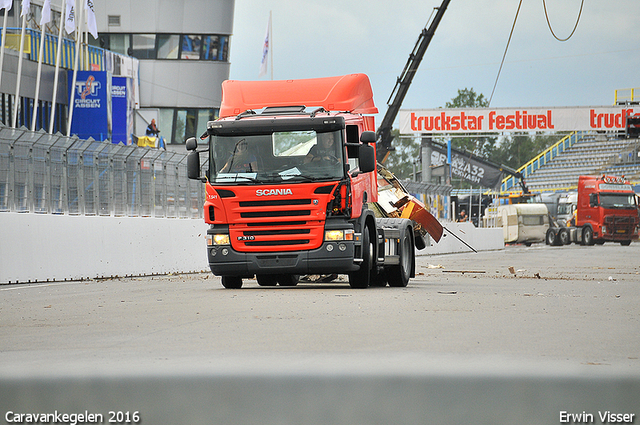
[84,0,97,39]
[0,0,12,11]
[20,0,30,16]
[40,0,51,26]
[258,14,271,77]
[64,0,75,34]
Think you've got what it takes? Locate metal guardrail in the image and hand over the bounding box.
[0,126,204,218]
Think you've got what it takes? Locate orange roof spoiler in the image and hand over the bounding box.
[219,73,378,118]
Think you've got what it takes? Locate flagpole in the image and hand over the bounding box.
[11,9,28,128]
[49,0,66,134]
[32,2,50,131]
[269,10,273,80]
[0,6,10,92]
[67,0,82,136]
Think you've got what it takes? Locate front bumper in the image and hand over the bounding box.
[207,240,360,276]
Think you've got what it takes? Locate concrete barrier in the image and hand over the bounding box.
[0,213,209,283]
[0,215,503,284]
[421,221,504,255]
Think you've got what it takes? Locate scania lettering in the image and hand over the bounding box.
[186,74,442,289]
[256,189,293,196]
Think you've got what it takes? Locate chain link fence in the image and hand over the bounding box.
[0,126,205,218]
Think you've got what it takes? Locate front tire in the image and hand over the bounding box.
[620,240,632,246]
[582,227,594,246]
[349,226,372,289]
[277,274,299,286]
[221,276,243,289]
[256,275,278,286]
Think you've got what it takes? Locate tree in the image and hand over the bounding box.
[444,88,496,157]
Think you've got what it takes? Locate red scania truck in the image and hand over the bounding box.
[186,74,442,289]
[545,175,639,246]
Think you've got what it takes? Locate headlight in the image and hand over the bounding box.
[601,226,607,234]
[207,234,230,245]
[324,229,354,241]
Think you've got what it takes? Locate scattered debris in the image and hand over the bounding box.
[534,273,541,279]
[442,270,485,274]
[437,291,458,295]
[426,264,445,269]
[508,267,516,275]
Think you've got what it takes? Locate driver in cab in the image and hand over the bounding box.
[304,132,340,164]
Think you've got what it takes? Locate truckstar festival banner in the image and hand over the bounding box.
[399,106,640,134]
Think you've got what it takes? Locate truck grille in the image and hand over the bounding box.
[604,215,638,236]
[227,197,324,252]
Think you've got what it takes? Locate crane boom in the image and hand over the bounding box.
[376,0,451,163]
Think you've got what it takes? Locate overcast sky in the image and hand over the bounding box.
[229,0,640,127]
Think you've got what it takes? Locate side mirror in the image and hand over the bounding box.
[187,151,204,181]
[360,131,376,144]
[359,144,376,173]
[185,137,198,151]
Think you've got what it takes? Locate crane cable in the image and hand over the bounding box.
[488,0,523,106]
[489,0,584,106]
[543,0,584,42]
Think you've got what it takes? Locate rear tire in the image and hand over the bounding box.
[546,229,556,246]
[221,276,243,289]
[558,229,570,245]
[387,225,414,288]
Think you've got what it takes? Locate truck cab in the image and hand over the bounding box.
[186,74,422,289]
[577,175,639,245]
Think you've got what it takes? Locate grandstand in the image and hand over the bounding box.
[501,131,640,193]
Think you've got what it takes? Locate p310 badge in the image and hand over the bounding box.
[237,235,255,241]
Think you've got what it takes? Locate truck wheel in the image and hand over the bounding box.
[546,229,557,246]
[620,240,632,246]
[277,274,299,286]
[221,276,243,289]
[387,225,414,288]
[349,226,372,289]
[256,275,278,286]
[582,227,594,246]
[558,229,570,245]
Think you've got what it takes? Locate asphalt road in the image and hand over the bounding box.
[1,242,638,373]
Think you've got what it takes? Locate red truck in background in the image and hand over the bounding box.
[545,175,639,246]
[186,74,442,289]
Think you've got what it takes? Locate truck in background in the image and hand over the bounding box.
[545,175,639,246]
[186,74,443,289]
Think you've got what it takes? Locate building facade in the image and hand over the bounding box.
[93,0,235,147]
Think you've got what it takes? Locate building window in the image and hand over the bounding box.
[98,33,229,62]
[174,109,197,144]
[181,35,202,60]
[131,34,156,59]
[157,34,179,59]
[108,34,130,55]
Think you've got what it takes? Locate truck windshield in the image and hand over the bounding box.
[209,130,345,184]
[599,193,637,209]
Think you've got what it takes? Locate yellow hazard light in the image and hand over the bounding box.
[207,234,230,245]
[324,229,354,241]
